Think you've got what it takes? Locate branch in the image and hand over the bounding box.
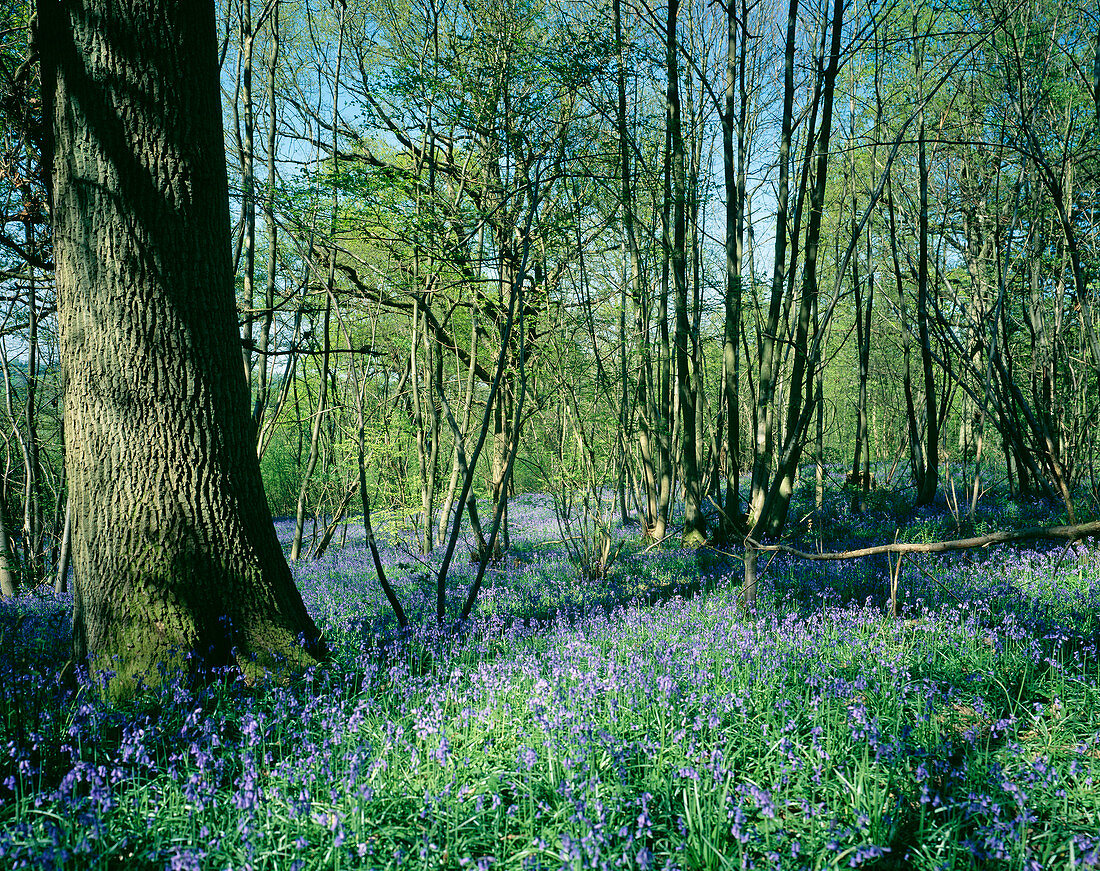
[748,520,1100,561]
[334,262,495,385]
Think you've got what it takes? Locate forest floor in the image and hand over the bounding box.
[2,487,1100,869]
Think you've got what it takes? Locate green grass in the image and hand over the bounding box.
[2,503,1100,869]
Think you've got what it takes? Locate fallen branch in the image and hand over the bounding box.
[747,520,1100,561]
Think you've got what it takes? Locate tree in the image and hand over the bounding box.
[38,0,324,699]
[667,0,705,546]
[720,0,753,535]
[745,0,847,544]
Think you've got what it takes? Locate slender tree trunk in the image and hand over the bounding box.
[721,0,747,534]
[40,0,323,697]
[914,28,938,505]
[757,0,845,536]
[614,0,659,538]
[488,244,519,558]
[424,310,442,547]
[0,346,28,591]
[618,298,631,524]
[54,496,72,594]
[850,200,873,511]
[18,217,44,583]
[290,291,330,561]
[814,296,824,517]
[291,13,342,560]
[668,0,702,545]
[748,0,798,535]
[238,0,255,386]
[860,285,872,489]
[688,93,707,527]
[654,125,673,541]
[437,310,485,553]
[356,437,407,629]
[0,482,16,599]
[253,0,279,434]
[888,171,923,495]
[410,298,435,553]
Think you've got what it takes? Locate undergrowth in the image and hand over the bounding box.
[1,492,1098,869]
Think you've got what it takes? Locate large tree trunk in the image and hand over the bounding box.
[40,0,324,699]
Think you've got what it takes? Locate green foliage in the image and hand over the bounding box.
[260,431,304,518]
[6,501,1100,868]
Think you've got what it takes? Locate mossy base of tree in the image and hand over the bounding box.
[682,528,708,548]
[75,575,327,704]
[88,622,325,704]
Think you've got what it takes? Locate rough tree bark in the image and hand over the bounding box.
[39,0,324,698]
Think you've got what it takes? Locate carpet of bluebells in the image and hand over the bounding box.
[2,491,1100,869]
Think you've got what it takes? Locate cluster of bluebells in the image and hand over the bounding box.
[1,496,1099,868]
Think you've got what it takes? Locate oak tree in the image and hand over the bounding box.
[38,0,324,698]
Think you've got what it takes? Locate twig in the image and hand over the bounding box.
[908,553,966,607]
